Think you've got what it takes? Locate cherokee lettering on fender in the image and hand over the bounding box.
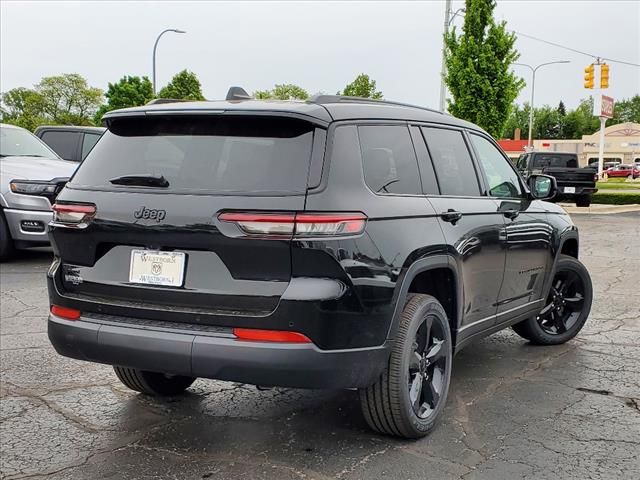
[133,206,166,222]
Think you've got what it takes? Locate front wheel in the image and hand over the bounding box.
[359,294,452,438]
[512,255,592,345]
[114,366,196,396]
[0,211,15,262]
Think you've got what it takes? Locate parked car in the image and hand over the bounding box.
[606,164,640,179]
[516,152,598,207]
[47,92,593,439]
[0,124,78,260]
[588,158,621,170]
[34,125,105,162]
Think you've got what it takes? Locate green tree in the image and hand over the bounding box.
[563,98,599,139]
[37,74,103,125]
[0,87,48,130]
[253,84,309,100]
[157,70,205,100]
[339,73,383,99]
[1,74,102,129]
[94,75,154,124]
[611,95,640,123]
[444,0,524,137]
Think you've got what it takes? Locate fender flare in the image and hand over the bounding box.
[542,229,580,299]
[385,254,463,343]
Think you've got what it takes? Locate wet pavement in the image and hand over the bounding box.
[1,213,639,480]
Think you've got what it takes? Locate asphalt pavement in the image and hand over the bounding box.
[1,213,639,480]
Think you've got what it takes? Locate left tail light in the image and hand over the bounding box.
[218,212,367,239]
[50,305,81,320]
[51,203,96,229]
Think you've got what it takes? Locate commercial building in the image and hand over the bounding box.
[499,122,640,167]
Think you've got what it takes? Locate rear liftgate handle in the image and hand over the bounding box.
[440,209,463,225]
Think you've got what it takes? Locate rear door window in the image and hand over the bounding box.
[40,131,81,160]
[421,127,481,196]
[358,125,422,195]
[71,116,315,194]
[81,133,102,160]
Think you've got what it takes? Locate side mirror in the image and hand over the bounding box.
[528,174,556,200]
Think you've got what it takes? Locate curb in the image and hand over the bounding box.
[559,203,640,215]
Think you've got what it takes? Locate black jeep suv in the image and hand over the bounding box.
[47,92,593,438]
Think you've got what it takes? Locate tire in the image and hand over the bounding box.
[575,195,591,207]
[359,294,453,438]
[113,366,196,396]
[0,210,15,262]
[512,255,592,345]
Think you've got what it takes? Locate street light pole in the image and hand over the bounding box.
[152,28,186,96]
[513,60,570,148]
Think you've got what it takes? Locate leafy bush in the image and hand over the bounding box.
[592,192,640,205]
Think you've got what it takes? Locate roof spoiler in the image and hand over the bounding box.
[226,87,252,101]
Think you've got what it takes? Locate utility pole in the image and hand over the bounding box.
[439,0,452,112]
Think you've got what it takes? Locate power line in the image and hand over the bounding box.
[449,13,640,67]
[510,30,640,67]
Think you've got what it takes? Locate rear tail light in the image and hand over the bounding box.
[50,304,81,320]
[51,203,96,229]
[218,212,366,238]
[233,328,311,343]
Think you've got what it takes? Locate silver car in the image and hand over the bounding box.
[0,123,78,261]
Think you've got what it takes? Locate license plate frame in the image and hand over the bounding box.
[129,250,186,287]
[563,186,576,194]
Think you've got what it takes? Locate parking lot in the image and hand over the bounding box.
[1,212,638,480]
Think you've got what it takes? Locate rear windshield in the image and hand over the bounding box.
[531,154,578,169]
[70,116,315,194]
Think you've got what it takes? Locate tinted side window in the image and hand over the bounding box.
[470,134,522,198]
[359,125,422,195]
[40,131,81,160]
[81,133,101,160]
[421,127,480,196]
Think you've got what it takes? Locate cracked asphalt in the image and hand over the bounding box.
[1,213,639,480]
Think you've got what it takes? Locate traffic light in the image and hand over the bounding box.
[584,64,595,89]
[600,63,610,89]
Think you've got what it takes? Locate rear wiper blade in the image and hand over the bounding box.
[109,174,169,188]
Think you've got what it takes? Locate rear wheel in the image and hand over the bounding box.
[512,255,592,345]
[0,211,15,262]
[359,294,452,438]
[113,366,196,396]
[575,195,591,207]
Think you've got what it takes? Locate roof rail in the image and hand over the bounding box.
[226,86,252,101]
[146,98,194,105]
[307,95,445,115]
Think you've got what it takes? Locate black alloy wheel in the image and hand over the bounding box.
[537,269,586,335]
[408,315,448,419]
[512,255,592,345]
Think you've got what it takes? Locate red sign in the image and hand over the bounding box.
[601,95,614,118]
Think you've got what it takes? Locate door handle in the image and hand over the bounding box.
[440,209,463,224]
[503,209,520,220]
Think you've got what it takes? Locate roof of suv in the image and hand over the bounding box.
[102,97,481,132]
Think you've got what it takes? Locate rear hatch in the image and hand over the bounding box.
[50,114,320,321]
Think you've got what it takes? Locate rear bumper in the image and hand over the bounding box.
[3,208,52,244]
[557,187,597,197]
[48,314,389,389]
